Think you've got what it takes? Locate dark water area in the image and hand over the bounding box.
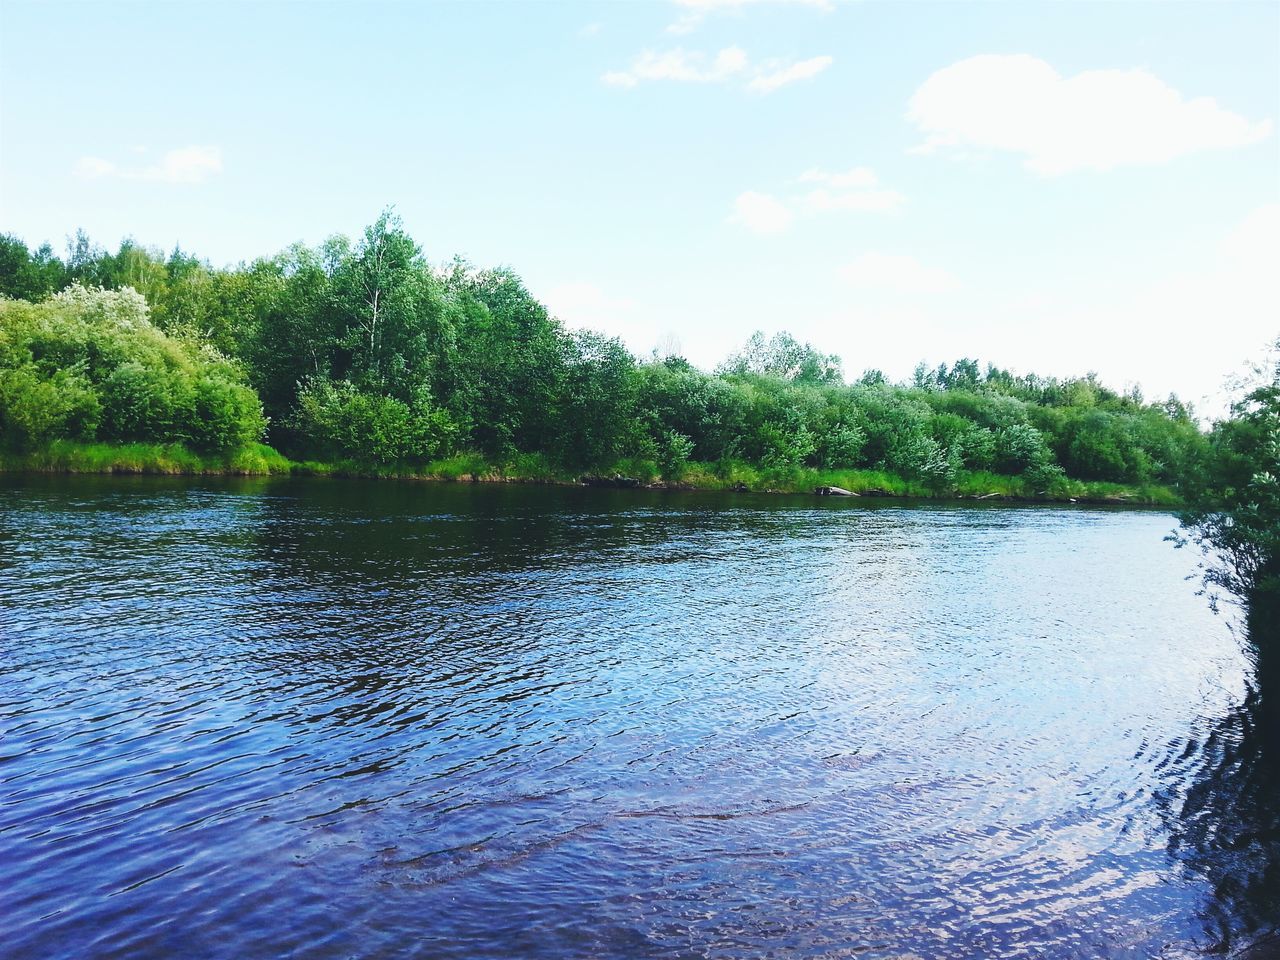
[2,475,1277,959]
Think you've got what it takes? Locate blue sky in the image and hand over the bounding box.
[2,0,1277,410]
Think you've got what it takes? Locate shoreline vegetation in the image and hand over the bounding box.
[0,213,1245,519]
[0,439,1180,505]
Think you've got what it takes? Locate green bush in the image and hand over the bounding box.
[817,421,865,468]
[613,456,660,483]
[995,423,1051,474]
[1023,457,1068,494]
[190,375,267,452]
[292,378,457,465]
[657,429,695,481]
[0,285,264,453]
[0,366,101,445]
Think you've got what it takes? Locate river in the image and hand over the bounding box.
[1,476,1275,958]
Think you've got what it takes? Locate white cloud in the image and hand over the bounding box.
[839,253,958,293]
[798,168,903,212]
[908,54,1272,175]
[667,0,833,35]
[544,281,638,321]
[578,22,601,38]
[147,146,223,183]
[730,190,795,234]
[603,47,830,93]
[803,187,903,213]
[75,156,118,179]
[73,145,223,184]
[604,47,747,87]
[730,167,904,232]
[746,55,833,93]
[601,46,747,87]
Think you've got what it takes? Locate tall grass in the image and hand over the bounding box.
[0,443,1181,505]
[1,441,293,476]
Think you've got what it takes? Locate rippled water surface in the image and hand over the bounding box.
[3,475,1276,959]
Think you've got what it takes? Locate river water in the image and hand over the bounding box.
[2,476,1276,959]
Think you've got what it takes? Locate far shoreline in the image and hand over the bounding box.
[0,441,1183,508]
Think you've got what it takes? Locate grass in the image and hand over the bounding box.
[1063,478,1178,506]
[0,442,1182,506]
[0,440,293,476]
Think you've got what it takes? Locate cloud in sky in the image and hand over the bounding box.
[747,56,833,93]
[798,167,904,212]
[799,167,877,189]
[731,167,903,233]
[603,47,830,92]
[603,47,747,87]
[839,252,959,293]
[544,281,638,322]
[667,0,833,35]
[74,157,118,179]
[908,54,1272,174]
[730,190,795,234]
[74,145,223,184]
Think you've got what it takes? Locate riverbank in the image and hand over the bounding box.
[0,440,1182,506]
[1,441,295,477]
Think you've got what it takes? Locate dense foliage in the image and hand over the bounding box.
[0,220,1211,496]
[0,284,264,453]
[1177,343,1280,605]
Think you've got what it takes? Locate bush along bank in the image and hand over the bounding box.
[1,220,1208,508]
[1,441,1181,507]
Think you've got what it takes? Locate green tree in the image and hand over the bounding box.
[719,331,842,385]
[0,235,68,301]
[1178,342,1280,604]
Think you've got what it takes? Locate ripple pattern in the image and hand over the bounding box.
[0,475,1255,958]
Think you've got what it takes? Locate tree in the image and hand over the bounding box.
[443,263,571,456]
[0,234,68,301]
[331,209,443,391]
[1177,341,1280,605]
[719,331,842,385]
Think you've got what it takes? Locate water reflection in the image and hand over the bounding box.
[1159,595,1280,956]
[0,475,1266,959]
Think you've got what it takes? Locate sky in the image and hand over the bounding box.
[1,0,1277,413]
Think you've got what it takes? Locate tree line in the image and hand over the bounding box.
[0,212,1215,490]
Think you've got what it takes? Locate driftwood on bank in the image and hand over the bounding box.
[815,486,857,497]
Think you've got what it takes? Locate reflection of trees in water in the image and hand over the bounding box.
[1160,595,1280,956]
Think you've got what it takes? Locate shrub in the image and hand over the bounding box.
[0,285,263,453]
[657,429,695,482]
[1023,457,1068,494]
[818,421,866,468]
[0,366,101,446]
[190,375,267,452]
[292,378,457,464]
[996,423,1051,474]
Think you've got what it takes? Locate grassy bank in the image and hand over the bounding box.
[0,442,1181,506]
[0,440,293,476]
[673,462,1178,505]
